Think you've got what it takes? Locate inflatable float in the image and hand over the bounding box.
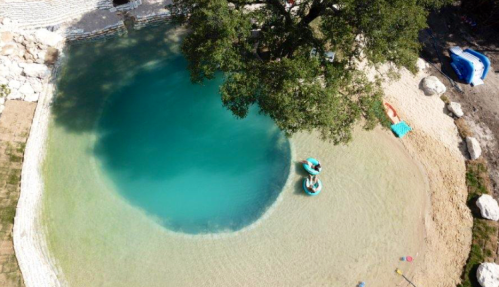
[383,102,412,138]
[303,157,321,175]
[303,178,322,196]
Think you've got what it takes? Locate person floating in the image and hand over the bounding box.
[303,174,322,196]
[301,157,322,175]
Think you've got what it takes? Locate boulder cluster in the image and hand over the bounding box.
[0,18,62,114]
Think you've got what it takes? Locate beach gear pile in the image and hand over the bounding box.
[384,102,412,138]
[302,158,322,196]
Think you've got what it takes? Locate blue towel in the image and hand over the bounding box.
[391,121,412,138]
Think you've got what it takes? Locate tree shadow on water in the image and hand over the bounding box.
[52,24,185,134]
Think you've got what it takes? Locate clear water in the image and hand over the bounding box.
[42,26,427,287]
[95,58,289,234]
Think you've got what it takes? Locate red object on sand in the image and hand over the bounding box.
[406,256,413,262]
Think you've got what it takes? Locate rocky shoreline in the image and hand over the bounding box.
[1,1,173,286]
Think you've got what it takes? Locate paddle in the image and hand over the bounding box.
[396,269,418,287]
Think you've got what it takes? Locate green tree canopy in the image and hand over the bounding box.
[169,0,449,143]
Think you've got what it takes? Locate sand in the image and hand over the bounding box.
[382,66,473,286]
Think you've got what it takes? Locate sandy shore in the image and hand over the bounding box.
[382,66,473,286]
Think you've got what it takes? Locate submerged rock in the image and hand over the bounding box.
[466,137,482,160]
[477,263,499,287]
[421,76,446,96]
[448,102,464,118]
[477,195,499,221]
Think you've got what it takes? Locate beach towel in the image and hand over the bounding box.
[391,121,412,138]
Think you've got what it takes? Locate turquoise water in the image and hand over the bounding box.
[52,26,290,234]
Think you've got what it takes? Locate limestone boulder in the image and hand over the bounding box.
[477,263,499,287]
[21,63,49,78]
[28,78,43,93]
[477,195,499,221]
[6,90,22,100]
[34,29,63,47]
[466,137,482,160]
[0,31,14,44]
[1,43,16,56]
[448,102,464,118]
[0,105,4,114]
[421,76,447,96]
[19,82,35,100]
[8,79,22,90]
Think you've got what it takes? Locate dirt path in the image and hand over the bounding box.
[0,100,36,287]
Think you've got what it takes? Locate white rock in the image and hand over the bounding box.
[8,79,22,89]
[477,263,499,287]
[448,102,464,118]
[6,90,22,100]
[0,105,4,114]
[1,32,14,44]
[466,137,482,160]
[27,78,43,93]
[110,7,117,12]
[421,76,447,96]
[19,82,35,100]
[34,29,63,47]
[1,43,16,56]
[0,77,7,85]
[23,91,39,102]
[21,63,49,78]
[477,195,499,221]
[416,58,428,72]
[0,97,5,105]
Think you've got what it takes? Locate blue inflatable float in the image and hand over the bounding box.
[450,46,490,86]
[303,178,322,196]
[303,157,321,175]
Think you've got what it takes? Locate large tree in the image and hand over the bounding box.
[169,0,448,143]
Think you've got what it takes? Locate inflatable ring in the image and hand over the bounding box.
[303,157,321,175]
[303,178,322,196]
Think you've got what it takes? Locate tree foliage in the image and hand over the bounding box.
[169,0,449,143]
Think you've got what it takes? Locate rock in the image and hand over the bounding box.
[23,91,39,102]
[27,78,43,93]
[21,63,49,78]
[466,137,482,160]
[34,29,63,47]
[110,7,118,12]
[0,77,7,85]
[19,82,35,100]
[477,263,499,287]
[416,58,428,72]
[6,90,22,100]
[448,102,464,118]
[0,105,4,114]
[1,43,16,56]
[8,79,22,90]
[0,31,13,44]
[0,97,4,105]
[477,195,499,221]
[421,76,447,96]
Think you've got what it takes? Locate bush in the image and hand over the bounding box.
[455,118,474,139]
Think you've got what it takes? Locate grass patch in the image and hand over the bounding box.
[459,160,498,287]
[455,118,474,139]
[440,95,451,104]
[0,206,16,225]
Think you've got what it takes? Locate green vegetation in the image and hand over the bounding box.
[169,0,450,143]
[0,84,10,98]
[0,206,16,225]
[459,158,497,287]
